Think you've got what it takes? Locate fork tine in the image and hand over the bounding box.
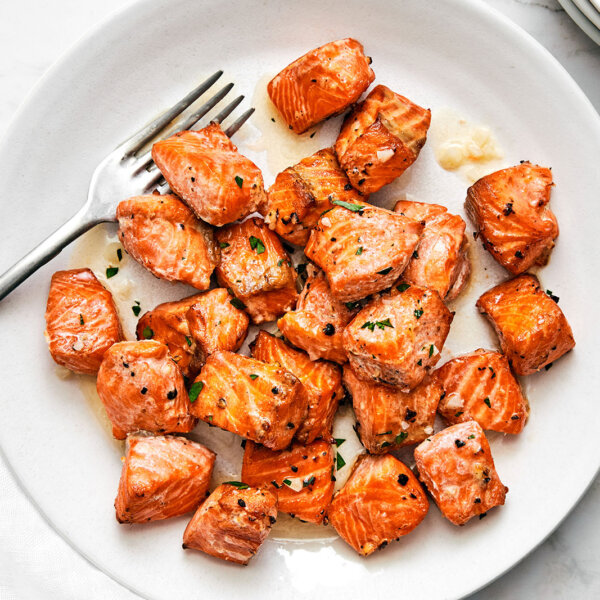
[121,70,223,156]
[211,95,245,125]
[179,82,234,131]
[225,108,256,137]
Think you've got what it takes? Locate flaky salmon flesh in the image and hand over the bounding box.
[267,38,375,134]
[44,268,122,374]
[115,434,215,524]
[152,122,266,227]
[182,483,277,565]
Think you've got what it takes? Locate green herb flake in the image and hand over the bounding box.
[334,438,346,447]
[79,314,84,326]
[277,258,284,267]
[345,301,360,310]
[377,267,392,275]
[142,326,154,339]
[468,434,475,439]
[106,267,119,279]
[185,336,192,347]
[235,175,243,188]
[224,481,249,489]
[455,411,464,417]
[396,283,410,293]
[117,248,123,261]
[230,297,247,310]
[132,305,141,317]
[356,246,363,255]
[395,431,408,444]
[303,476,316,487]
[483,397,491,408]
[283,478,292,486]
[249,236,266,254]
[429,344,435,357]
[375,318,393,330]
[417,359,423,366]
[361,321,376,331]
[336,453,346,470]
[249,374,258,380]
[331,199,365,212]
[414,308,424,320]
[188,381,204,402]
[219,241,230,249]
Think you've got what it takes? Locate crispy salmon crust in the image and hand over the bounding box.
[414,421,508,526]
[96,340,196,440]
[343,285,453,391]
[465,163,558,275]
[476,274,575,375]
[189,351,308,450]
[215,217,298,324]
[327,453,429,556]
[305,204,423,303]
[277,266,359,364]
[343,367,442,453]
[335,85,431,194]
[435,349,529,434]
[44,268,122,374]
[115,434,215,524]
[394,200,470,301]
[152,123,266,227]
[251,331,343,443]
[267,38,375,134]
[182,483,277,565]
[262,148,367,246]
[116,194,219,290]
[242,440,335,523]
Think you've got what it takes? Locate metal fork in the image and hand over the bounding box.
[0,71,254,301]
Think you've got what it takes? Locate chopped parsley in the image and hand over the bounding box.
[304,476,316,487]
[356,246,363,255]
[283,478,292,486]
[249,374,258,380]
[188,381,204,402]
[429,344,435,357]
[219,241,230,249]
[336,453,346,470]
[414,308,424,320]
[224,481,249,489]
[334,438,345,447]
[331,199,365,212]
[234,175,243,188]
[132,304,141,317]
[79,314,84,326]
[106,267,119,279]
[185,336,192,347]
[142,326,153,339]
[361,319,394,331]
[396,283,410,293]
[230,297,246,310]
[546,289,560,303]
[483,397,491,408]
[117,248,122,261]
[455,439,466,448]
[377,267,392,275]
[395,431,408,444]
[249,235,265,254]
[468,434,475,439]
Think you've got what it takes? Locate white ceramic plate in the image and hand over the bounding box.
[559,0,600,44]
[1,1,600,598]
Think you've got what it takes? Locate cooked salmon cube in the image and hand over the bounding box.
[476,274,575,375]
[242,439,335,523]
[343,367,442,453]
[414,421,508,526]
[182,483,277,565]
[115,434,215,524]
[267,38,375,134]
[435,349,529,434]
[343,285,453,391]
[116,194,219,290]
[394,200,470,301]
[250,331,342,443]
[262,148,368,246]
[96,340,196,440]
[44,268,122,374]
[305,204,423,303]
[152,123,266,227]
[465,163,558,275]
[189,351,308,450]
[215,217,298,324]
[327,454,428,556]
[335,85,431,194]
[277,266,359,364]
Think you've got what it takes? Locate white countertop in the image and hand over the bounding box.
[0,1,598,598]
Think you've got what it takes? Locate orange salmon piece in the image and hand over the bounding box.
[96,340,196,440]
[216,217,298,324]
[152,123,266,227]
[44,268,122,374]
[327,454,428,556]
[465,163,558,275]
[183,483,277,565]
[116,194,219,290]
[242,440,335,523]
[251,330,342,443]
[115,434,215,524]
[343,285,453,391]
[305,204,423,303]
[435,349,529,434]
[335,85,431,194]
[414,421,508,526]
[189,351,308,450]
[268,38,375,134]
[476,274,575,375]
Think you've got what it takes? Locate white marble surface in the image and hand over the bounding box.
[0,0,598,598]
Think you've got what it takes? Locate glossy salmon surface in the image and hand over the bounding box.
[182,483,277,565]
[96,340,196,440]
[435,349,529,434]
[251,331,343,443]
[327,453,428,556]
[267,38,375,134]
[343,367,442,453]
[115,434,215,524]
[476,274,575,375]
[189,351,308,450]
[335,85,431,194]
[277,266,359,364]
[117,194,219,290]
[44,268,122,374]
[152,123,266,227]
[242,439,335,523]
[305,204,423,303]
[465,163,558,274]
[394,200,470,301]
[215,217,298,324]
[343,285,453,391]
[414,421,508,526]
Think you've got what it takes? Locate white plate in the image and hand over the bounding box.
[559,0,600,44]
[1,1,600,599]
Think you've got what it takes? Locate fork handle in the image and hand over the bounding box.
[0,207,101,301]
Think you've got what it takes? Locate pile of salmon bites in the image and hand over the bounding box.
[44,38,575,564]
